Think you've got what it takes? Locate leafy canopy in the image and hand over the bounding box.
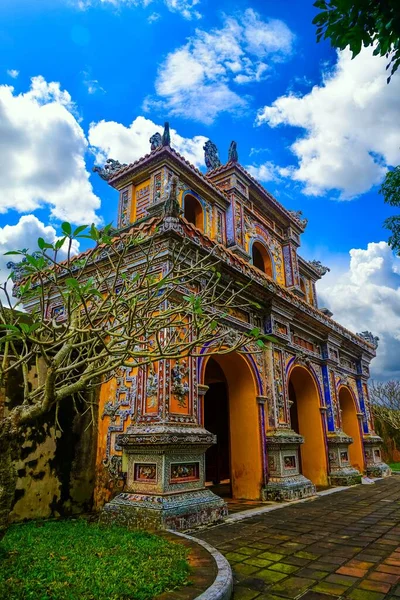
[313,0,400,82]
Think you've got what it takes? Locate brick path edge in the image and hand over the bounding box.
[169,530,233,600]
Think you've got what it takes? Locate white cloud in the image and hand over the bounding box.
[147,11,160,22]
[256,46,400,198]
[0,76,100,225]
[74,0,201,19]
[82,71,106,95]
[7,69,19,79]
[245,161,281,182]
[147,9,294,124]
[89,115,207,167]
[317,242,400,380]
[0,215,80,301]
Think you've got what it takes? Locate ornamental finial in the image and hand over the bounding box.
[228,140,238,163]
[203,140,221,171]
[162,122,171,147]
[163,175,180,218]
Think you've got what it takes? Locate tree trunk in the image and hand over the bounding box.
[0,418,17,541]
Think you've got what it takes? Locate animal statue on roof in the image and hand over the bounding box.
[228,140,238,163]
[92,158,127,181]
[357,331,379,348]
[203,140,221,171]
[150,132,162,151]
[309,260,330,277]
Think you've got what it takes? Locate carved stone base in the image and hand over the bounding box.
[329,467,362,487]
[363,434,391,479]
[262,475,316,502]
[366,463,392,478]
[100,489,227,531]
[327,431,362,486]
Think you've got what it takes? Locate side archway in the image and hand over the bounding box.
[183,194,204,231]
[251,241,274,278]
[201,352,263,500]
[288,365,328,487]
[338,386,365,472]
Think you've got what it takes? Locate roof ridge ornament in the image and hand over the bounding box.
[162,122,171,147]
[357,331,379,348]
[228,140,238,163]
[309,259,330,276]
[92,158,127,181]
[288,209,308,229]
[204,140,221,171]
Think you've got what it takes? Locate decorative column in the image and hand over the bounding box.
[321,350,363,485]
[356,371,391,478]
[100,358,227,530]
[262,348,315,501]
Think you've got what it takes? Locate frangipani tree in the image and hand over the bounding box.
[0,221,271,535]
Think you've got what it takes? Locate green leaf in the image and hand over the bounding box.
[4,250,24,256]
[55,237,66,251]
[250,327,260,337]
[19,323,31,334]
[61,222,72,236]
[65,278,80,289]
[73,225,88,237]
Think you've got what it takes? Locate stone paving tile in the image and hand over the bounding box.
[193,477,400,599]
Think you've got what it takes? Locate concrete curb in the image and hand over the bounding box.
[168,530,233,600]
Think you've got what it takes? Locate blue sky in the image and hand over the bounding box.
[1,0,400,380]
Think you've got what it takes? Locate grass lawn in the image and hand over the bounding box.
[0,519,189,600]
[389,462,400,472]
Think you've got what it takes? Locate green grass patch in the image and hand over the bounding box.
[389,462,400,471]
[0,519,189,600]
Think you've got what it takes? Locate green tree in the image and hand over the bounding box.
[313,1,400,253]
[0,221,271,537]
[313,0,400,82]
[380,165,400,254]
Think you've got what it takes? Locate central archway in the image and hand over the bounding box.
[339,386,364,472]
[288,365,328,487]
[203,353,262,500]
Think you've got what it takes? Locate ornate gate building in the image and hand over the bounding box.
[95,125,390,530]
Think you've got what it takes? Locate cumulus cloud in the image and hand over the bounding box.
[0,215,80,300]
[89,115,207,167]
[0,76,100,224]
[317,242,400,380]
[146,9,294,124]
[74,0,201,19]
[7,69,19,79]
[256,46,400,198]
[246,161,289,183]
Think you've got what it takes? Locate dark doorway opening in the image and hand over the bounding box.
[289,381,303,475]
[204,360,231,491]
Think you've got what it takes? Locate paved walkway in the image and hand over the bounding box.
[194,477,400,600]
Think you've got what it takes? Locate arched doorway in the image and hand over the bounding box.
[251,241,273,278]
[288,365,328,487]
[203,353,262,500]
[184,194,204,230]
[338,386,364,472]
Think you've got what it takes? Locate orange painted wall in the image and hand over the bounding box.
[339,386,365,472]
[205,353,262,500]
[290,366,328,487]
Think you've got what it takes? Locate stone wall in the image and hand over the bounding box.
[2,366,98,522]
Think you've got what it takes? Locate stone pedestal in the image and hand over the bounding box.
[100,425,227,531]
[327,432,362,486]
[363,434,391,478]
[262,430,316,501]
